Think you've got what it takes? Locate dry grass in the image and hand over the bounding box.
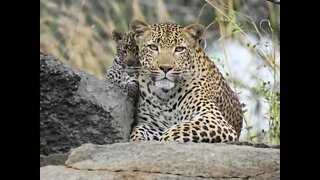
[40,0,280,145]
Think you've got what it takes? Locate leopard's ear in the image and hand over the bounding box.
[112,30,124,43]
[130,19,150,38]
[183,23,205,44]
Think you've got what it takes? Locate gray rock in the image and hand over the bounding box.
[40,153,69,167]
[40,52,134,156]
[40,142,280,179]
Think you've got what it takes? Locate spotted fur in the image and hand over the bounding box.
[129,20,244,143]
[106,30,140,98]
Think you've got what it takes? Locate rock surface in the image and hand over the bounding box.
[40,142,280,180]
[40,52,134,156]
[40,153,69,167]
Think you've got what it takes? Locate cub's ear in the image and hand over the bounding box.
[130,19,150,37]
[112,30,124,43]
[183,23,205,43]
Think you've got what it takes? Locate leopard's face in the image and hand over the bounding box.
[130,20,205,90]
[112,31,140,67]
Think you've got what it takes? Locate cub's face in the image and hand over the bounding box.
[112,31,140,67]
[130,20,205,90]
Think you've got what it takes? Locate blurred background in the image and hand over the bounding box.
[40,0,280,146]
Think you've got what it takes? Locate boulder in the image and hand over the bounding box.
[40,142,280,180]
[40,53,280,180]
[40,52,134,156]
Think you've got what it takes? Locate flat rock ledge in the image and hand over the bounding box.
[40,142,280,180]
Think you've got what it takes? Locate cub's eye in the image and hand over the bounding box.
[120,49,127,54]
[175,46,186,52]
[148,44,158,51]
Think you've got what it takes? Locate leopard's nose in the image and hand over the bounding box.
[159,65,173,73]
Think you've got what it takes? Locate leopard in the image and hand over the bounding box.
[129,20,244,143]
[106,30,141,99]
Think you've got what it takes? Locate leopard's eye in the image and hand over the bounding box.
[175,46,186,52]
[148,44,158,51]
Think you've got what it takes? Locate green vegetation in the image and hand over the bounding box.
[40,0,280,146]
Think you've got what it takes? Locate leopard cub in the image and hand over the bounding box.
[106,30,140,99]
